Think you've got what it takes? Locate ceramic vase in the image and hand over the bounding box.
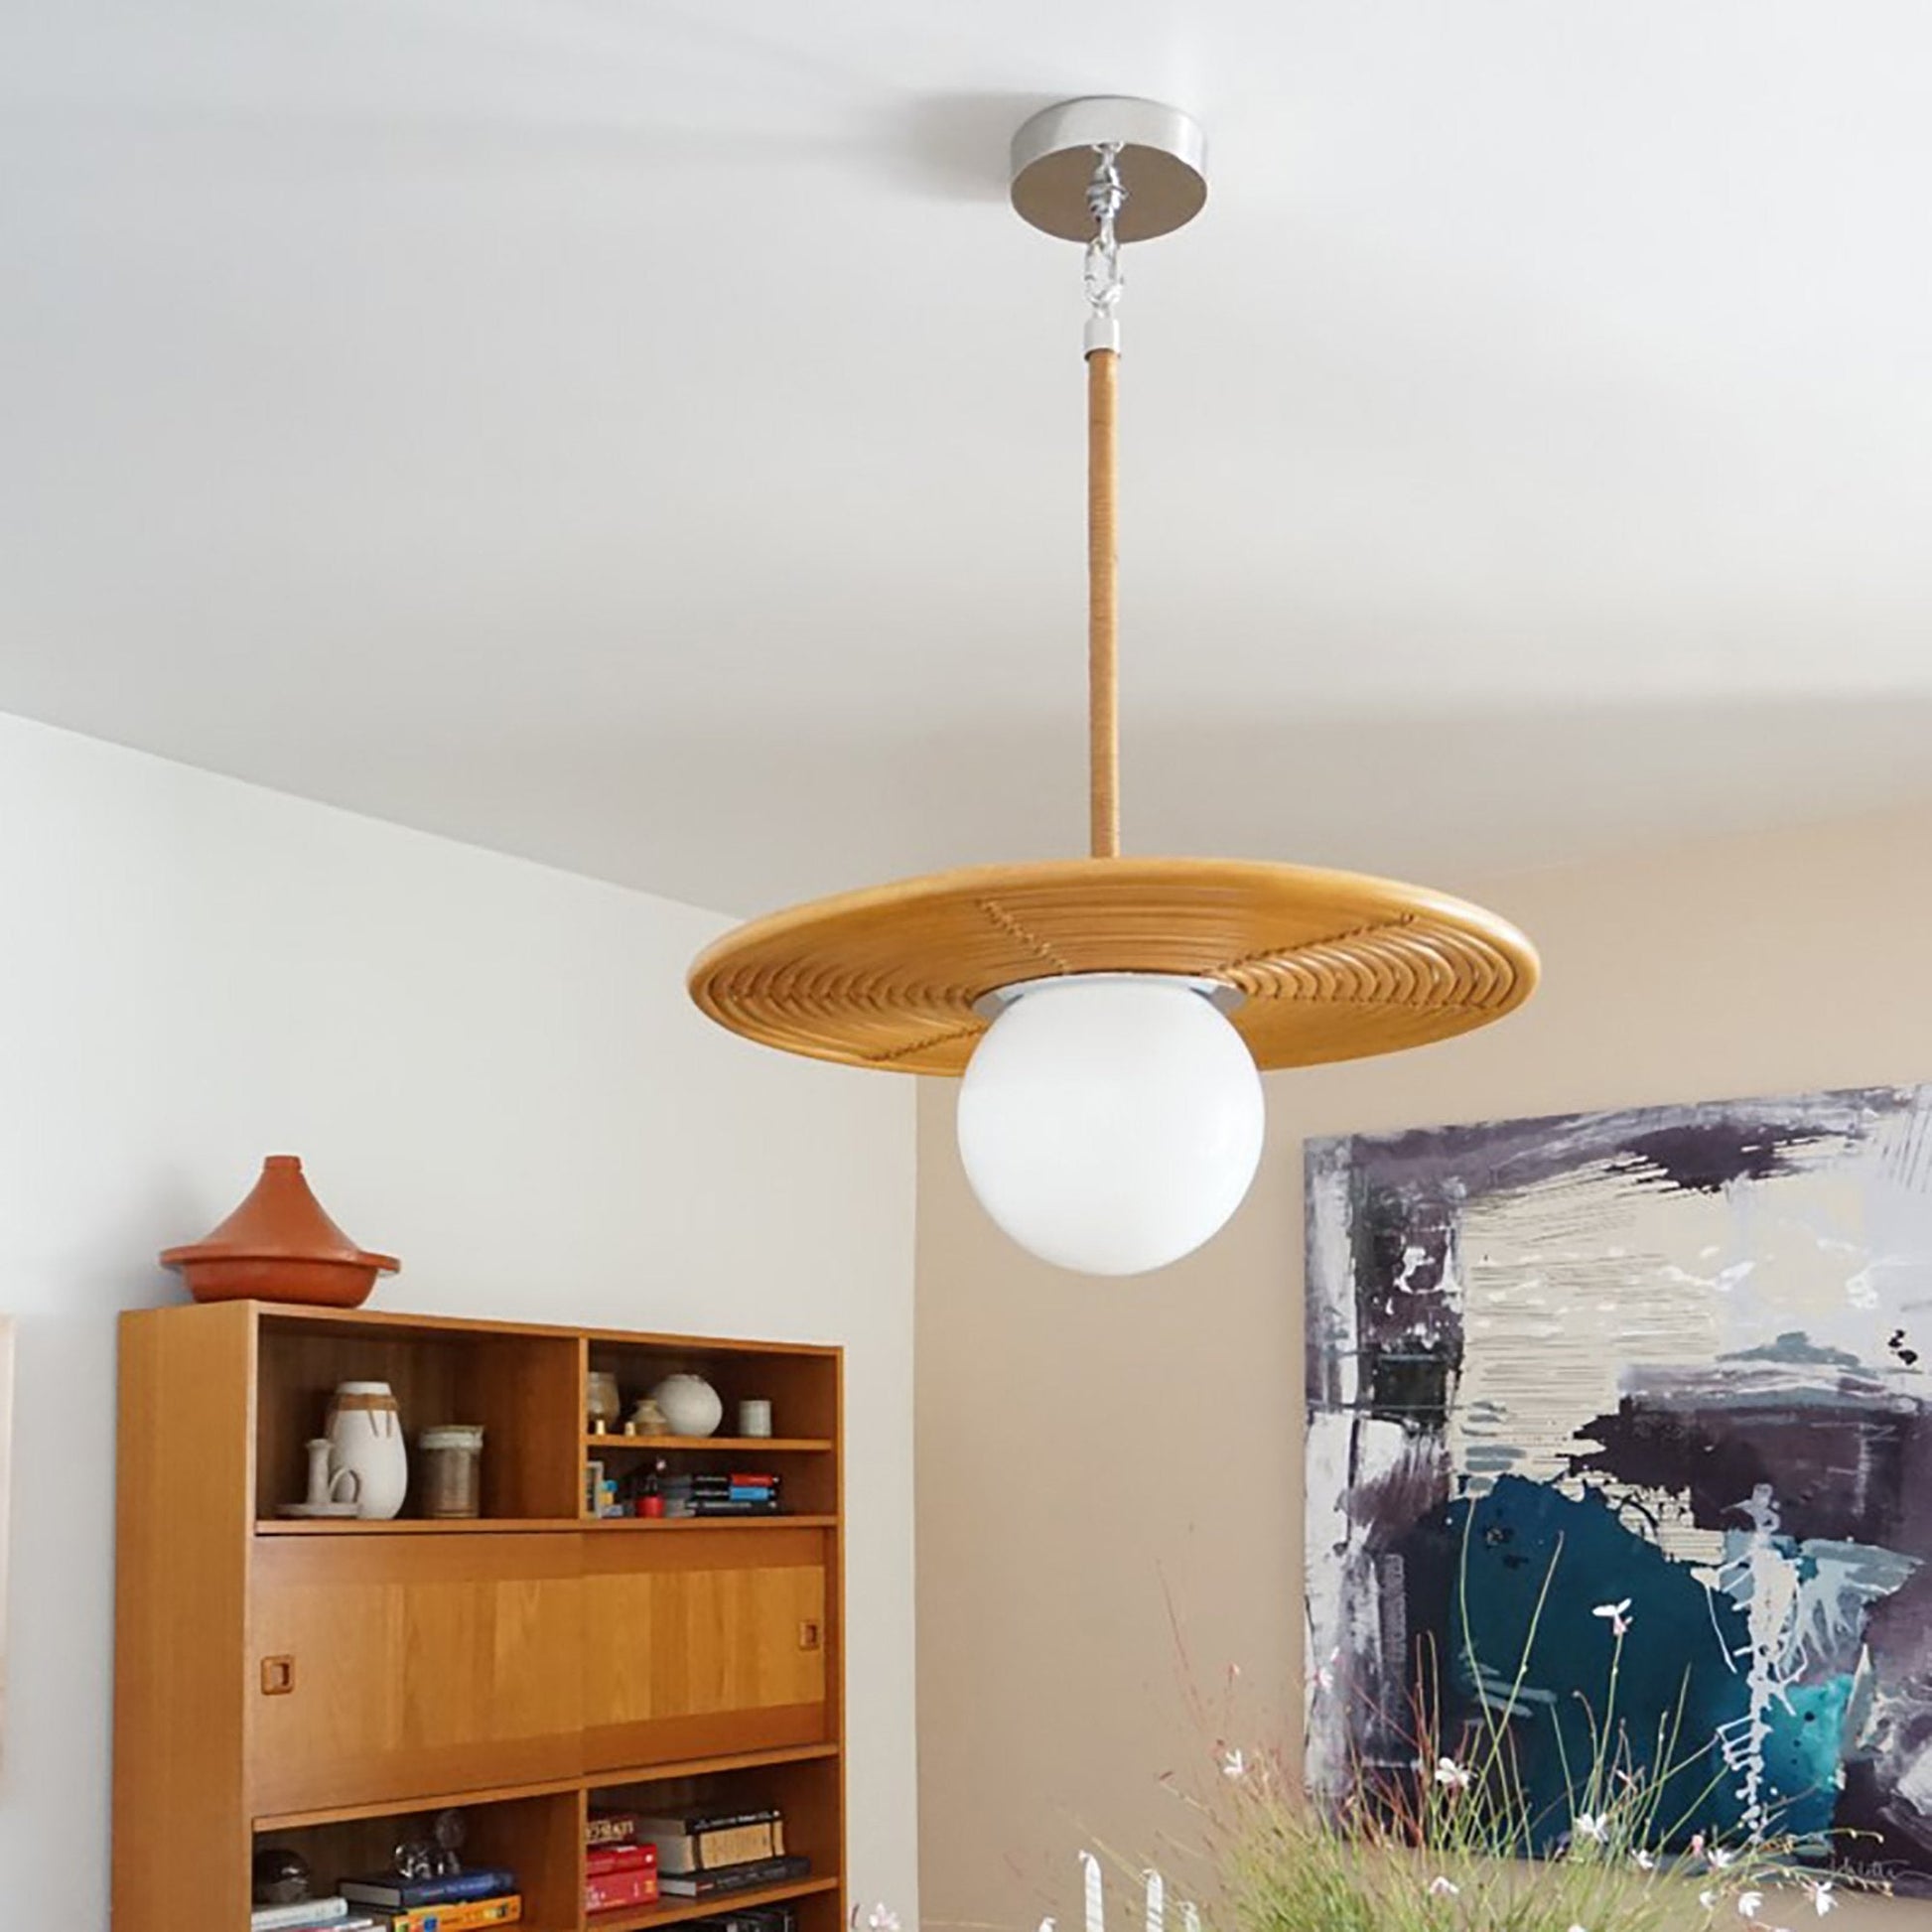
[649,1372,724,1438]
[327,1380,408,1519]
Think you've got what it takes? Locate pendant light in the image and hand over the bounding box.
[690,98,1539,1276]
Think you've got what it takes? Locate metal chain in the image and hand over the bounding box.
[1082,143,1126,347]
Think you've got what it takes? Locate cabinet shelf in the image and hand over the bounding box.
[590,1876,841,1932]
[255,1774,586,1833]
[258,1516,581,1535]
[593,1740,841,1785]
[256,1513,839,1535]
[252,1742,842,1833]
[584,1436,833,1453]
[582,1514,838,1531]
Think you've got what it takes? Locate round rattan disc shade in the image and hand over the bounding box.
[688,858,1539,1076]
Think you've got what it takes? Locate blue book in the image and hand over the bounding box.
[339,1867,516,1909]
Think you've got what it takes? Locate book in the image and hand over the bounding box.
[587,1845,657,1878]
[341,1868,517,1910]
[371,1897,520,1932]
[655,1855,810,1899]
[634,1806,783,1836]
[689,1906,798,1932]
[252,1901,355,1931]
[636,1816,783,1874]
[585,1866,659,1913]
[587,1808,637,1849]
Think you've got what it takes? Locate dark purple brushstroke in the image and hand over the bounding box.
[1570,1381,1932,1552]
[1310,1083,1913,1205]
[1840,1566,1932,1865]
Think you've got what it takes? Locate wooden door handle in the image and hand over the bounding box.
[260,1655,295,1696]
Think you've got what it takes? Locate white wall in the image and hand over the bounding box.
[0,710,918,1925]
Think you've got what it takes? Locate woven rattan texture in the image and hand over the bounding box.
[689,857,1538,1075]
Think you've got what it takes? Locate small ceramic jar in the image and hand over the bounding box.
[418,1425,484,1519]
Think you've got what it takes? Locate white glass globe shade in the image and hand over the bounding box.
[956,974,1265,1276]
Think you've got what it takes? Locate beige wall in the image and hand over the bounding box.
[915,801,1932,1932]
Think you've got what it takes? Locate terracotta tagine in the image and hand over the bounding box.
[160,1155,399,1308]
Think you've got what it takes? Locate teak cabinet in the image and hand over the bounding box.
[114,1301,846,1932]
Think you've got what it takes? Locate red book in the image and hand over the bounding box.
[586,1866,659,1913]
[588,1845,657,1878]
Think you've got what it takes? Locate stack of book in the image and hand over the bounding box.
[252,1900,380,1932]
[634,1804,808,1898]
[660,1471,783,1518]
[338,1864,522,1930]
[690,1906,800,1932]
[583,1811,659,1915]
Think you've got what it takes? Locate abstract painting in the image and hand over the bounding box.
[1305,1084,1932,1890]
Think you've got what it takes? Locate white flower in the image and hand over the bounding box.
[1574,1813,1610,1844]
[1435,1756,1472,1792]
[1220,1746,1247,1779]
[1738,1892,1764,1920]
[1634,1852,1658,1871]
[1592,1597,1634,1637]
[1807,1883,1837,1918]
[862,1909,900,1932]
[1712,1849,1737,1870]
[1427,1877,1460,1899]
[1701,1892,1719,1913]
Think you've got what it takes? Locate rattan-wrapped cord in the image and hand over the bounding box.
[1088,346,1119,860]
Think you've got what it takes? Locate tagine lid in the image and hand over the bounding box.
[160,1155,400,1273]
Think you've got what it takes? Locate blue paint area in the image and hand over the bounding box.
[1419,1477,1755,1851]
[1760,1677,1853,1838]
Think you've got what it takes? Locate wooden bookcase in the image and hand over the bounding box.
[113,1302,846,1932]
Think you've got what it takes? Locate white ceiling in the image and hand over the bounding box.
[8,2,1932,914]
